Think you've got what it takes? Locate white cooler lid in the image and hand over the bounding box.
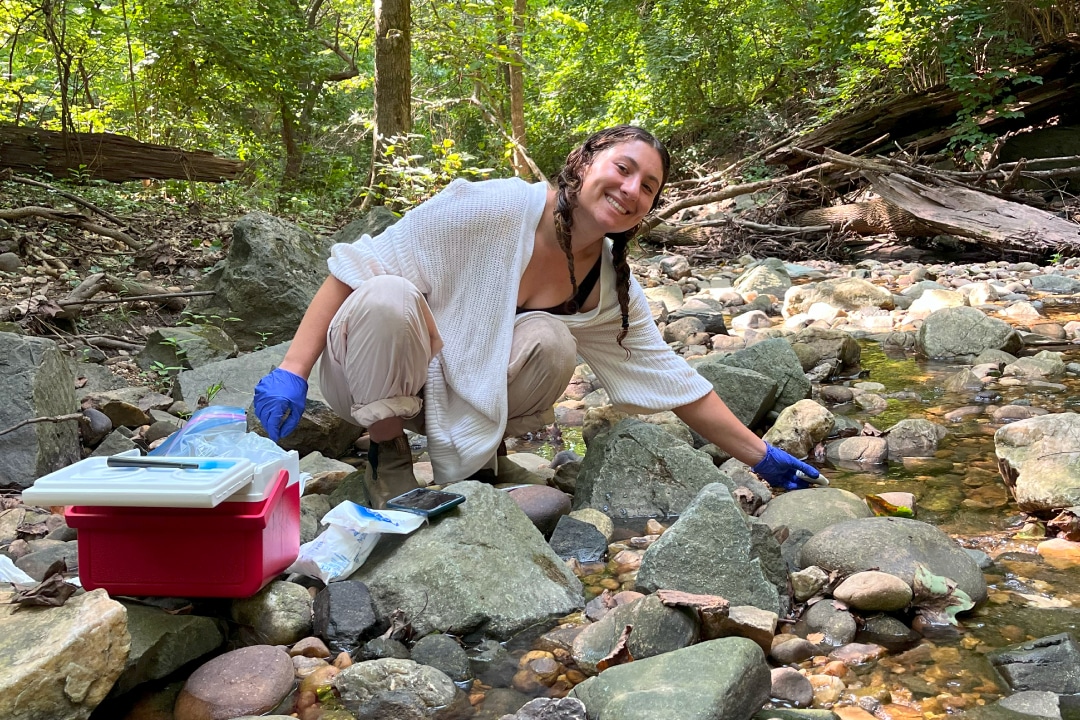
[21,451,256,508]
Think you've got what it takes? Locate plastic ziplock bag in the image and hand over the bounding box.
[0,555,36,585]
[287,501,426,583]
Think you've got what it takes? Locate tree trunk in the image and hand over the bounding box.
[508,0,528,177]
[0,126,244,182]
[373,0,412,158]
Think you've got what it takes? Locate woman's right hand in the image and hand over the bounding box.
[253,367,309,441]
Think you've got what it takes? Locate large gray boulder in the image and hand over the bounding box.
[191,213,329,350]
[917,306,1023,359]
[175,341,362,458]
[573,419,735,519]
[733,261,792,298]
[348,481,583,639]
[1030,273,1080,295]
[0,333,80,490]
[988,633,1080,694]
[716,338,811,415]
[996,412,1080,514]
[693,360,778,428]
[0,589,130,720]
[636,484,787,616]
[798,517,988,605]
[757,488,872,536]
[569,637,770,720]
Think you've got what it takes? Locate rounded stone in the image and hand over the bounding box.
[174,645,294,720]
[231,581,313,646]
[507,485,571,536]
[770,667,814,707]
[410,633,471,682]
[833,570,913,612]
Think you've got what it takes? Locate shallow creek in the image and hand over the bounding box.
[517,339,1080,718]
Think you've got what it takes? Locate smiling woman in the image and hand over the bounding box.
[253,126,820,506]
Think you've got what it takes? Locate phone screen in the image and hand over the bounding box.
[388,488,464,512]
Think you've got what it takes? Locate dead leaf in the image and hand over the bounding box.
[865,494,915,518]
[15,521,50,539]
[74,377,88,389]
[806,632,826,644]
[9,560,76,609]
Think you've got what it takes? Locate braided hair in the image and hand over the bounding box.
[553,125,671,352]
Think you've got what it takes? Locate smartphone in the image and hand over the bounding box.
[386,488,466,518]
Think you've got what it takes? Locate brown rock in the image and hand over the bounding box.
[174,645,294,720]
[290,637,331,659]
[507,485,571,536]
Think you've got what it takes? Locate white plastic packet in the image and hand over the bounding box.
[287,502,426,583]
[0,555,36,585]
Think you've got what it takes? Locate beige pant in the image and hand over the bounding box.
[318,275,577,440]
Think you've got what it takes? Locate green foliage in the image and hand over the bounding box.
[0,0,1054,207]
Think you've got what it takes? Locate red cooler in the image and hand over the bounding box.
[22,451,301,598]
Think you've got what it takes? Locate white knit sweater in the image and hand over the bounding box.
[327,177,713,481]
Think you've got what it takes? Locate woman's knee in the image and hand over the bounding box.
[509,314,577,387]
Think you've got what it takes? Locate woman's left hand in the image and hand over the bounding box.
[752,443,825,491]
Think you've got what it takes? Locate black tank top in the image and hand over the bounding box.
[516,256,602,315]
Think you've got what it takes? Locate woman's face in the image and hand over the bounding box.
[577,139,664,235]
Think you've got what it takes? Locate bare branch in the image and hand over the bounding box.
[0,413,85,439]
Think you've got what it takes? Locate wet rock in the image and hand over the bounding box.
[290,637,331,658]
[770,636,818,665]
[567,508,614,541]
[361,637,411,661]
[571,594,699,675]
[758,488,873,536]
[636,483,787,615]
[995,412,1080,513]
[988,633,1080,694]
[507,485,571,536]
[825,436,889,465]
[763,399,835,459]
[855,614,922,652]
[771,667,814,707]
[997,690,1062,719]
[916,306,1023,359]
[789,327,861,376]
[708,605,778,654]
[548,515,608,563]
[833,571,913,612]
[798,517,988,605]
[885,418,947,459]
[0,333,80,490]
[113,604,224,696]
[0,589,129,720]
[348,481,583,640]
[944,369,985,393]
[313,581,380,655]
[499,697,588,720]
[173,645,294,720]
[231,580,313,646]
[411,633,471,683]
[331,658,459,717]
[570,637,770,720]
[574,419,735,518]
[795,599,856,647]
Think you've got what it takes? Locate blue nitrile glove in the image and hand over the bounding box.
[751,442,823,491]
[253,368,308,442]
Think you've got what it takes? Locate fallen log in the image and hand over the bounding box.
[797,198,936,236]
[0,126,243,183]
[866,173,1080,255]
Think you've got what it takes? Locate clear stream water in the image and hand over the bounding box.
[522,337,1080,717]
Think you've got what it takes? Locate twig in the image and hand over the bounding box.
[0,168,133,229]
[57,289,215,306]
[0,206,141,249]
[643,161,837,232]
[0,412,85,438]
